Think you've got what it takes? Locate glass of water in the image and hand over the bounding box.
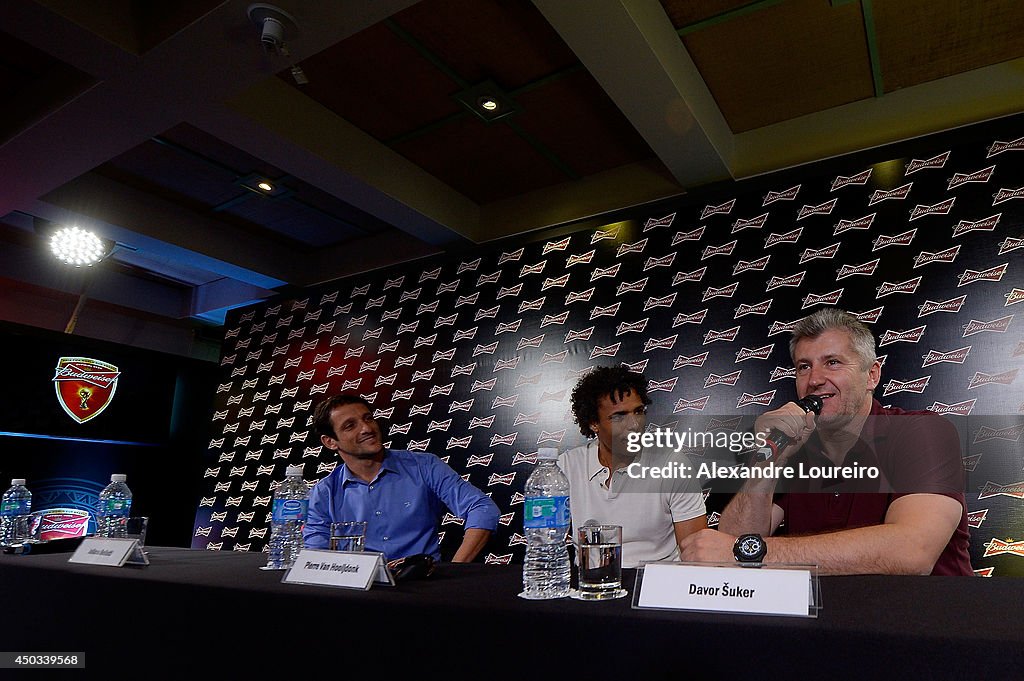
[329,521,366,552]
[575,524,627,600]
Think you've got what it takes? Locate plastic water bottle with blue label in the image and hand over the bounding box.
[96,474,132,538]
[520,448,572,599]
[265,465,309,570]
[0,479,32,546]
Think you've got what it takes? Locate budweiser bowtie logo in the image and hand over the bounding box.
[876,325,927,348]
[644,253,676,270]
[833,213,876,235]
[733,255,770,275]
[979,480,1024,500]
[644,294,677,311]
[704,370,742,388]
[770,366,796,382]
[616,279,648,295]
[926,399,976,416]
[765,228,802,248]
[948,165,995,190]
[735,300,772,318]
[768,319,801,336]
[953,213,1001,237]
[622,360,648,373]
[701,199,736,219]
[541,350,569,364]
[767,272,805,290]
[703,282,739,301]
[702,240,737,259]
[958,263,1008,287]
[802,289,843,308]
[872,229,917,251]
[993,186,1024,205]
[797,198,838,220]
[963,314,1014,336]
[831,168,872,191]
[737,390,776,408]
[518,297,544,313]
[566,288,595,304]
[868,182,913,205]
[644,213,676,231]
[470,377,496,392]
[591,264,621,281]
[837,259,879,280]
[852,305,883,323]
[673,309,708,326]
[616,319,648,335]
[420,267,441,282]
[495,320,522,335]
[736,344,774,361]
[457,258,481,274]
[542,274,570,290]
[998,236,1024,255]
[913,246,960,268]
[592,226,619,243]
[644,335,679,351]
[674,396,710,412]
[673,267,707,284]
[672,227,705,245]
[968,368,1019,390]
[648,377,679,392]
[905,150,950,174]
[617,239,648,257]
[987,136,1024,157]
[703,326,740,344]
[918,295,967,317]
[762,185,800,205]
[498,247,524,265]
[673,352,709,369]
[1006,289,1024,307]
[566,250,594,267]
[882,376,930,396]
[542,236,571,254]
[590,343,622,359]
[490,433,517,446]
[909,197,955,221]
[494,357,520,372]
[497,284,524,299]
[732,213,769,233]
[922,346,971,367]
[974,424,1023,444]
[799,242,840,263]
[516,335,545,351]
[877,277,921,297]
[564,327,594,343]
[983,538,1024,558]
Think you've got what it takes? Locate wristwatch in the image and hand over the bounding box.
[733,533,767,564]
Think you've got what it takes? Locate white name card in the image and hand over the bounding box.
[636,563,815,617]
[68,538,138,567]
[282,549,393,590]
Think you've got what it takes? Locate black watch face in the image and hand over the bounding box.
[736,535,765,561]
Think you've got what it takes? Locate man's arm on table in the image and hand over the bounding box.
[424,454,500,562]
[452,528,492,563]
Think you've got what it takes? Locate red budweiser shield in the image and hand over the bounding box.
[52,356,120,423]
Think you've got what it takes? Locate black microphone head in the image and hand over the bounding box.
[798,395,823,415]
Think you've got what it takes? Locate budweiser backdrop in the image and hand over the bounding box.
[193,115,1024,575]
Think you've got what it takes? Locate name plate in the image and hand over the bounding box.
[282,549,393,590]
[635,563,816,617]
[68,538,139,567]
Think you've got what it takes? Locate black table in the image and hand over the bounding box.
[1,547,1021,678]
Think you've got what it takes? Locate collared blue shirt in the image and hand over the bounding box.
[303,449,499,560]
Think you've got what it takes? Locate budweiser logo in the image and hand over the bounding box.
[590,343,622,359]
[648,377,678,392]
[702,240,737,259]
[498,247,524,265]
[622,360,648,373]
[878,325,927,347]
[673,267,707,284]
[520,262,546,277]
[474,306,498,320]
[877,277,921,297]
[831,169,872,191]
[437,280,459,294]
[470,378,497,392]
[592,226,619,243]
[882,376,930,396]
[797,198,838,220]
[513,413,540,426]
[616,319,648,335]
[542,236,571,254]
[922,346,971,367]
[948,165,996,190]
[703,282,739,301]
[909,197,955,220]
[516,335,545,351]
[953,213,1001,237]
[913,246,960,268]
[974,424,1023,443]
[452,363,476,376]
[644,212,676,231]
[837,259,879,280]
[644,253,676,270]
[979,480,1024,500]
[448,436,472,449]
[983,538,1024,558]
[1006,288,1024,307]
[673,352,709,369]
[993,186,1024,205]
[701,199,735,219]
[733,255,770,275]
[963,314,1014,336]
[644,335,679,352]
[868,182,913,205]
[566,250,594,267]
[763,185,800,205]
[450,399,473,411]
[957,263,1008,286]
[703,326,740,344]
[968,368,1019,390]
[918,295,967,317]
[799,242,840,263]
[617,238,648,257]
[767,272,805,290]
[457,258,481,274]
[987,136,1024,157]
[674,396,710,412]
[735,300,772,318]
[591,264,621,281]
[495,320,521,335]
[453,327,477,342]
[770,366,795,382]
[494,357,520,372]
[673,309,708,326]
[538,429,566,444]
[497,284,524,299]
[872,229,916,251]
[644,294,677,311]
[541,350,569,364]
[765,228,802,248]
[704,370,742,388]
[566,288,595,304]
[768,319,801,336]
[542,274,570,290]
[731,213,769,233]
[906,150,950,174]
[564,327,595,343]
[802,289,843,308]
[672,227,705,245]
[737,390,776,407]
[926,399,976,416]
[998,236,1024,255]
[490,433,517,447]
[833,213,876,235]
[736,344,774,361]
[592,303,621,319]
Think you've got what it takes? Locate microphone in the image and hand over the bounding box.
[753,395,823,462]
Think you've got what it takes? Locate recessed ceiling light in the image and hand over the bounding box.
[236,173,291,198]
[454,80,521,123]
[49,226,112,267]
[257,181,274,192]
[478,97,499,112]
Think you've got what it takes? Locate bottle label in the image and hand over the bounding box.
[523,495,570,529]
[272,499,308,522]
[1,500,30,516]
[100,499,131,517]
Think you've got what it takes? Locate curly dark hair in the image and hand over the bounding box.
[313,393,373,439]
[570,366,651,439]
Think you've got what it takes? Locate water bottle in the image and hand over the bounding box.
[266,465,309,570]
[521,447,571,599]
[0,479,32,546]
[96,474,132,538]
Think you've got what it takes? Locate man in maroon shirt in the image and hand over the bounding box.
[680,308,972,575]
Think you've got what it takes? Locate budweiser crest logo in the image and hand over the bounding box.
[963,314,1014,336]
[909,197,955,221]
[831,168,872,191]
[877,277,921,297]
[802,289,843,308]
[953,213,1001,237]
[913,246,960,268]
[762,185,800,205]
[947,165,995,190]
[968,368,1019,390]
[992,186,1024,205]
[673,352,709,369]
[957,263,1008,287]
[701,199,735,219]
[905,151,949,174]
[987,136,1024,157]
[833,213,876,235]
[837,259,879,279]
[872,229,916,251]
[732,213,768,233]
[735,300,772,318]
[736,344,774,361]
[922,346,971,367]
[983,538,1024,558]
[878,325,926,347]
[1006,288,1024,307]
[52,357,120,423]
[868,182,912,205]
[733,255,770,275]
[644,213,676,231]
[737,390,776,407]
[926,399,976,416]
[765,228,802,248]
[918,295,966,317]
[882,376,930,396]
[702,240,737,259]
[767,272,805,290]
[797,198,838,220]
[979,480,1024,500]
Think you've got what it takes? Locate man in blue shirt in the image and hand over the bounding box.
[303,394,499,562]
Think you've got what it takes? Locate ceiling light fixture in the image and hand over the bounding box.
[237,173,291,198]
[478,97,499,112]
[257,181,274,192]
[247,4,299,57]
[454,80,521,123]
[49,226,114,267]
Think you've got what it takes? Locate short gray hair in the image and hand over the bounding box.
[789,308,876,370]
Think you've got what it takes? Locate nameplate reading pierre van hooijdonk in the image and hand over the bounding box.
[282,549,393,590]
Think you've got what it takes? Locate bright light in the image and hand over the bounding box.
[257,181,274,192]
[49,226,108,266]
[479,97,498,111]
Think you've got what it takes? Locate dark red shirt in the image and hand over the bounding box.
[774,400,972,576]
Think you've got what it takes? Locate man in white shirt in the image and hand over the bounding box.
[559,366,706,567]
